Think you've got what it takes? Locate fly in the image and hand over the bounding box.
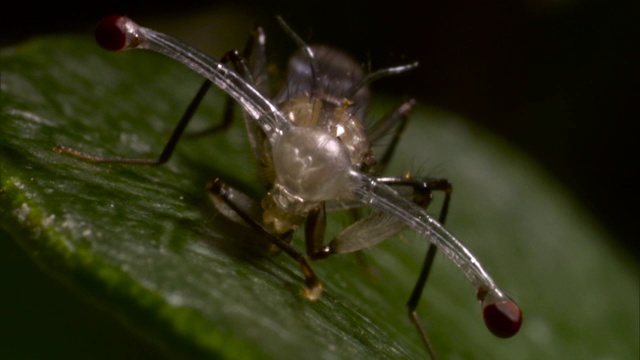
[55,15,522,358]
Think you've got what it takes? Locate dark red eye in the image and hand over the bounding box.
[95,15,128,51]
[483,299,522,338]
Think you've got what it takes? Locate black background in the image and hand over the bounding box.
[2,0,635,259]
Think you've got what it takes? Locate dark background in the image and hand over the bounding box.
[2,0,634,257]
[0,0,635,357]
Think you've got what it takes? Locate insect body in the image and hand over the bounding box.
[56,15,522,358]
[255,46,373,234]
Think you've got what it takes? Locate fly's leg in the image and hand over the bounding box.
[304,203,327,258]
[366,98,416,175]
[187,27,272,188]
[305,176,451,359]
[55,29,264,164]
[187,27,268,138]
[370,177,452,359]
[398,177,450,360]
[347,98,416,272]
[244,27,269,95]
[207,178,323,300]
[184,50,249,139]
[307,176,449,256]
[55,79,213,165]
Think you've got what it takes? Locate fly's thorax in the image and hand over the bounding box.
[260,46,374,236]
[261,97,371,234]
[281,96,323,126]
[262,126,346,234]
[328,103,371,167]
[279,96,371,167]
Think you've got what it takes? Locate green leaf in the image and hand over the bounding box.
[1,35,637,359]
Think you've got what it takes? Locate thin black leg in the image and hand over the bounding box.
[185,88,235,139]
[408,244,439,359]
[185,49,254,139]
[55,44,258,164]
[366,99,416,175]
[55,79,213,165]
[385,177,451,359]
[305,203,327,258]
[208,178,323,300]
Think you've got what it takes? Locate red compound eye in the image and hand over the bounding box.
[483,299,522,338]
[95,15,129,51]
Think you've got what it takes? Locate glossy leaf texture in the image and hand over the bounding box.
[1,36,637,359]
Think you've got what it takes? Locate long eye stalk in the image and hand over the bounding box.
[347,170,522,337]
[95,15,291,143]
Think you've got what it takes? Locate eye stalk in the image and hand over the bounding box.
[93,15,291,143]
